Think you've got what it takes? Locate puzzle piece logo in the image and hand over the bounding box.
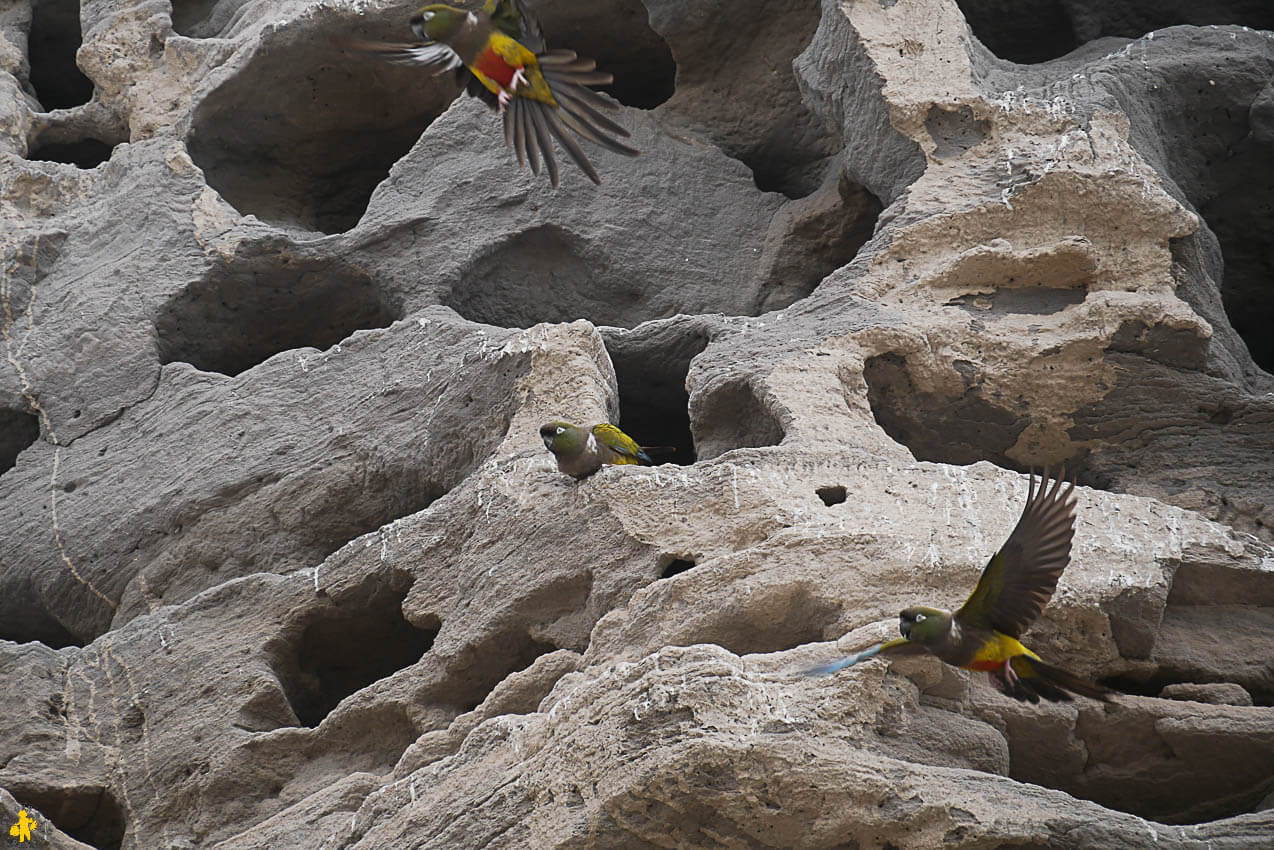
[9,809,37,842]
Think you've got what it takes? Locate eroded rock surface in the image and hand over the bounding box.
[1,0,1272,847]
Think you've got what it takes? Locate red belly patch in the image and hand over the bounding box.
[968,659,1006,672]
[474,46,517,88]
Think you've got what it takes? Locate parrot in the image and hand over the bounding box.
[335,0,639,186]
[805,470,1113,704]
[540,421,654,479]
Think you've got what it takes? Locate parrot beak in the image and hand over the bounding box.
[541,433,555,451]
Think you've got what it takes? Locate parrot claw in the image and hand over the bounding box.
[496,67,528,113]
[989,657,1022,695]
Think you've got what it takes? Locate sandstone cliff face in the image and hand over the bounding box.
[2,0,1273,847]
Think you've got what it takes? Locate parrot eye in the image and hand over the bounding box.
[421,11,434,20]
[914,613,926,622]
[556,426,565,434]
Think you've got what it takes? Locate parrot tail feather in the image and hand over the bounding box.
[540,106,603,184]
[538,56,640,161]
[536,50,580,65]
[555,105,640,157]
[552,85,633,139]
[505,99,521,161]
[527,100,561,187]
[518,100,541,176]
[1027,658,1114,702]
[551,70,616,87]
[1004,657,1113,703]
[801,644,883,677]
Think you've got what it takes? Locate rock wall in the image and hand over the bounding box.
[1,0,1272,847]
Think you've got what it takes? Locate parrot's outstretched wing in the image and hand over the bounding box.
[956,470,1077,639]
[591,423,653,465]
[504,51,639,187]
[801,638,924,676]
[330,36,464,73]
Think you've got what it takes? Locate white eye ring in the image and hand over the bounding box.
[421,10,434,20]
[914,613,926,622]
[556,426,565,434]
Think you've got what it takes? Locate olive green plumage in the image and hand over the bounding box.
[540,421,653,479]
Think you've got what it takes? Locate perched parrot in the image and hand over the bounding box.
[806,470,1112,703]
[540,421,655,479]
[336,0,639,186]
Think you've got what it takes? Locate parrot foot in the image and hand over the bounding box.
[510,67,528,91]
[497,88,512,111]
[988,658,1021,695]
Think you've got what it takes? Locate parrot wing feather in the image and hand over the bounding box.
[592,424,650,464]
[330,36,463,73]
[956,470,1077,638]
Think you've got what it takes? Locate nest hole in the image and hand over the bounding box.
[1195,137,1274,374]
[530,0,675,109]
[27,0,94,110]
[956,0,1079,64]
[958,0,1274,64]
[26,137,115,168]
[12,785,126,850]
[863,352,1029,468]
[756,174,883,313]
[186,14,458,233]
[451,631,561,714]
[154,249,402,376]
[816,485,847,507]
[689,376,785,462]
[0,409,40,476]
[447,225,638,328]
[601,322,710,466]
[170,0,253,39]
[658,556,697,579]
[272,584,440,728]
[680,0,836,200]
[708,587,840,657]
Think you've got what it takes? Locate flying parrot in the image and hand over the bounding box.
[335,0,639,186]
[806,470,1112,703]
[540,421,656,479]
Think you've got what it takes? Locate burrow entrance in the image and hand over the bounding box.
[154,248,401,376]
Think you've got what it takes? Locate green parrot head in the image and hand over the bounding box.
[540,421,584,457]
[898,606,952,645]
[411,4,471,42]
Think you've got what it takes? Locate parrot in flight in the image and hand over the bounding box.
[806,470,1112,703]
[540,421,657,479]
[335,0,639,186]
